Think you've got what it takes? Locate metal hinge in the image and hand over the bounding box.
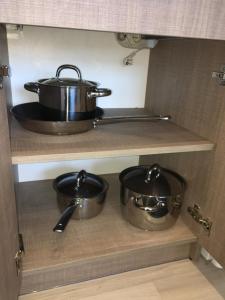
[0,65,9,89]
[15,234,24,276]
[187,204,212,234]
[212,65,225,85]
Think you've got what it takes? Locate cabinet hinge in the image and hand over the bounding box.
[0,65,9,89]
[15,233,25,276]
[212,65,225,85]
[187,204,212,234]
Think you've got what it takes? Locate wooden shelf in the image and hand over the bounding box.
[11,109,214,164]
[18,174,196,294]
[19,260,223,300]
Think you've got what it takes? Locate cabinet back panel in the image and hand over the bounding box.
[8,25,149,181]
[142,38,225,267]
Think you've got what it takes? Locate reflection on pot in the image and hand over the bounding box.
[119,164,186,231]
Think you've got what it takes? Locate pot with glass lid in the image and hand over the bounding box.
[24,64,111,121]
[119,164,186,230]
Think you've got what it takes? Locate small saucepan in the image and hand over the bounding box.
[53,170,109,232]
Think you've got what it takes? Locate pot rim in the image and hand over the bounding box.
[37,78,99,88]
[119,165,186,198]
[53,171,109,199]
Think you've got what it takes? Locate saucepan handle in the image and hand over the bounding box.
[53,200,79,233]
[88,88,112,99]
[24,82,40,94]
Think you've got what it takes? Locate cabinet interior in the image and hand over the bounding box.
[5,25,225,294]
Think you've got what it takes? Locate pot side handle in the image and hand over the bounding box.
[134,196,166,212]
[88,88,111,99]
[24,82,40,94]
[53,200,79,233]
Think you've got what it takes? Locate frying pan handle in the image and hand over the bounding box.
[53,200,80,232]
[56,64,82,81]
[93,115,171,127]
[24,82,40,94]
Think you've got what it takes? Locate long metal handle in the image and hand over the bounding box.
[93,115,171,127]
[53,200,79,232]
[56,64,82,80]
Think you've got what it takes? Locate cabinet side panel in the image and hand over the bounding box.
[142,39,225,267]
[0,25,19,300]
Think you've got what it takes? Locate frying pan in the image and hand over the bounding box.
[12,102,171,135]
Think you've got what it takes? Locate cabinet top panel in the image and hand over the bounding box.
[10,108,214,164]
[1,0,225,40]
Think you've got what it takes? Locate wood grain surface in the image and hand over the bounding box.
[19,260,223,299]
[1,1,225,41]
[10,108,214,164]
[17,174,196,293]
[142,38,225,268]
[0,25,19,300]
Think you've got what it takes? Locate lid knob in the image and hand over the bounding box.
[56,64,82,81]
[74,170,86,192]
[145,164,161,183]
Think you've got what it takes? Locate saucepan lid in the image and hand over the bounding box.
[119,164,186,197]
[53,170,108,198]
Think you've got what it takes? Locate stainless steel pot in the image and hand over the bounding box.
[53,170,109,232]
[119,164,186,230]
[24,64,111,121]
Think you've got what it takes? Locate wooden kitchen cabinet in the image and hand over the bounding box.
[1,1,225,299]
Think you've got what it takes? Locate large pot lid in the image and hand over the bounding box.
[54,170,107,198]
[39,78,96,88]
[119,164,185,197]
[39,64,97,88]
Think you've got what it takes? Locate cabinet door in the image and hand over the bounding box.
[142,38,225,267]
[0,25,20,300]
[0,1,225,41]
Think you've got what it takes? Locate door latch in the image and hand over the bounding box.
[15,234,24,276]
[0,65,9,89]
[187,204,212,234]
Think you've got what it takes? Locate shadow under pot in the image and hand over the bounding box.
[53,170,109,232]
[119,164,186,231]
[24,64,111,121]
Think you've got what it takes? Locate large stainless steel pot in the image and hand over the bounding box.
[24,64,111,121]
[119,164,186,230]
[53,170,109,232]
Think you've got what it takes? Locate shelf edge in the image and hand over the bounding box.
[11,142,214,164]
